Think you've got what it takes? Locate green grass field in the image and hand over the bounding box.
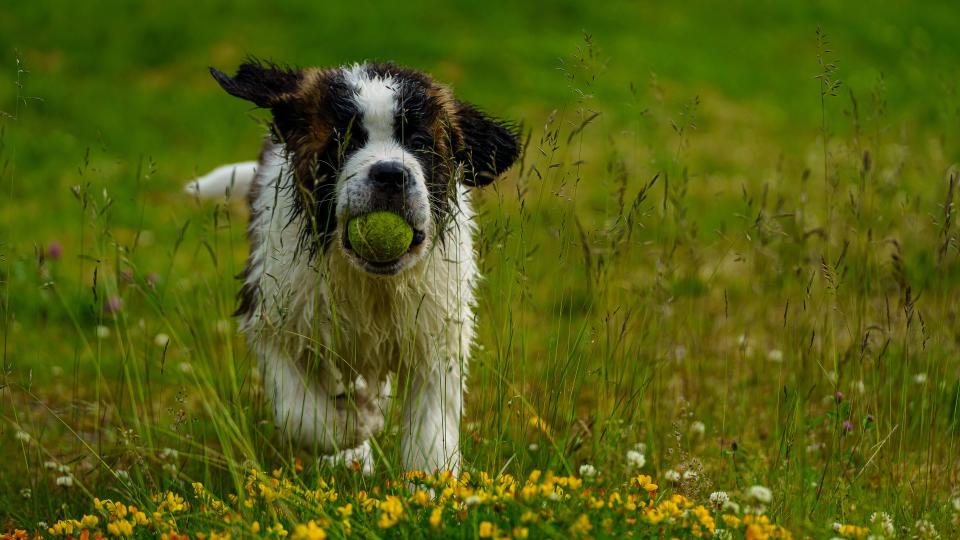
[2,1,960,538]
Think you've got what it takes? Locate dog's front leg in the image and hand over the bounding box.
[400,361,463,474]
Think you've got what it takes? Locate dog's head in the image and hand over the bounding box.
[211,60,519,276]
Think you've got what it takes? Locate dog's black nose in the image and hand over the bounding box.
[369,161,410,189]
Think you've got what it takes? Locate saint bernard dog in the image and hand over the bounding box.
[187,60,519,474]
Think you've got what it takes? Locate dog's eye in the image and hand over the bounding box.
[408,133,432,149]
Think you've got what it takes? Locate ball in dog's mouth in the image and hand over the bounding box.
[344,211,426,266]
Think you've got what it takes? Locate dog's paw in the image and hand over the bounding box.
[320,440,374,476]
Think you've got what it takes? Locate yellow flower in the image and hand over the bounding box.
[337,503,353,519]
[412,490,431,506]
[569,514,592,537]
[834,523,869,539]
[513,527,530,539]
[429,507,443,528]
[291,520,326,540]
[79,515,99,528]
[377,496,404,529]
[251,522,261,534]
[478,521,496,538]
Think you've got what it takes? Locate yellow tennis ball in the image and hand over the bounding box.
[347,211,414,263]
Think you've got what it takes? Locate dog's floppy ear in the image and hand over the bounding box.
[210,61,302,109]
[454,101,520,186]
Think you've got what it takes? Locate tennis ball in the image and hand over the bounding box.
[347,211,414,263]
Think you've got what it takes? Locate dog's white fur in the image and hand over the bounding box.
[189,67,479,474]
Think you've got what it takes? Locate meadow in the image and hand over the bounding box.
[2,1,960,538]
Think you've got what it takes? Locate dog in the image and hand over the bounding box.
[187,61,519,474]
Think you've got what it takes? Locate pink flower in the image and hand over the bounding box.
[105,295,124,315]
[46,241,63,261]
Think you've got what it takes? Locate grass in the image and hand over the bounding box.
[2,1,960,538]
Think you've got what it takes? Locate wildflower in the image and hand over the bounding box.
[569,514,592,536]
[664,469,681,482]
[20,488,31,499]
[578,464,596,479]
[154,333,170,347]
[913,373,928,385]
[145,272,161,289]
[853,380,866,394]
[119,269,134,283]
[674,345,687,360]
[291,520,326,540]
[377,496,404,529]
[46,241,63,261]
[116,469,130,481]
[767,349,783,362]
[722,500,741,514]
[429,507,443,528]
[626,449,645,469]
[632,474,658,492]
[513,527,529,539]
[14,430,31,443]
[178,362,193,373]
[478,521,495,538]
[842,420,854,433]
[690,421,706,437]
[43,460,58,470]
[528,443,539,451]
[56,474,74,487]
[683,470,698,482]
[96,325,111,339]
[745,485,772,504]
[634,442,647,453]
[105,296,124,315]
[159,447,179,460]
[913,519,939,539]
[834,391,844,403]
[709,491,729,509]
[833,522,869,538]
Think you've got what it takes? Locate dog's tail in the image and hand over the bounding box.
[185,161,258,200]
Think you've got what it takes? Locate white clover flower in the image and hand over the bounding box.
[683,470,698,482]
[870,512,895,536]
[20,488,31,499]
[547,491,561,501]
[464,495,483,506]
[952,496,960,511]
[95,325,111,339]
[913,373,928,385]
[578,463,596,478]
[528,443,539,452]
[737,334,747,346]
[56,474,74,487]
[767,349,783,362]
[56,464,71,474]
[163,462,178,474]
[37,522,48,530]
[154,333,170,347]
[626,450,645,469]
[634,442,647,454]
[722,500,741,514]
[159,447,179,460]
[854,380,866,394]
[15,430,31,443]
[690,421,706,437]
[178,362,193,374]
[43,460,58,470]
[664,469,681,482]
[713,529,733,540]
[826,370,838,384]
[709,491,729,509]
[913,519,939,539]
[746,485,772,504]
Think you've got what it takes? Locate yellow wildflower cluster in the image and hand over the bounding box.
[6,466,798,539]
